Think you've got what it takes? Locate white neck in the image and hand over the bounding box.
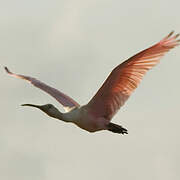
[52,110,75,123]
[58,107,81,124]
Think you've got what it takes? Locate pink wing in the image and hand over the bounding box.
[5,67,80,112]
[87,31,180,120]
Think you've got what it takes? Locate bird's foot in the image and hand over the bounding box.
[107,123,128,134]
[119,126,128,134]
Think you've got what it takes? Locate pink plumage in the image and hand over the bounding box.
[5,31,180,134]
[87,31,179,120]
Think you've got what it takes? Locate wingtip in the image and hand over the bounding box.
[168,30,174,37]
[166,31,180,40]
[4,66,11,74]
[161,31,180,46]
[175,33,180,38]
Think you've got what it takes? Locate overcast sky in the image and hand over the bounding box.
[1,0,180,180]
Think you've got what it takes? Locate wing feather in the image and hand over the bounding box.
[5,67,80,112]
[87,31,179,120]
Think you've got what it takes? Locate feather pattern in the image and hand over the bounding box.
[4,67,80,112]
[87,31,179,120]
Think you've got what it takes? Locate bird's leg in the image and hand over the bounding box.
[107,122,128,134]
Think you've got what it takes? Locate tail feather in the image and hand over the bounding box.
[107,123,128,134]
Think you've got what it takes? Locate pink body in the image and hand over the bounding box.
[5,31,180,133]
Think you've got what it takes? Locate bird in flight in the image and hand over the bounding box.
[5,31,179,134]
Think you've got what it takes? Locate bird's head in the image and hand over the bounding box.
[21,103,61,118]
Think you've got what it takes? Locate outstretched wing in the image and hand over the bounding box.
[5,67,80,112]
[87,31,180,120]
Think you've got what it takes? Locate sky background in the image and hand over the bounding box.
[1,0,180,179]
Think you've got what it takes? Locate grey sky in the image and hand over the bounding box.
[1,0,180,180]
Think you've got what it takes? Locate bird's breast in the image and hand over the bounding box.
[68,106,108,132]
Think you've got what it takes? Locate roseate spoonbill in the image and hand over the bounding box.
[5,31,179,134]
